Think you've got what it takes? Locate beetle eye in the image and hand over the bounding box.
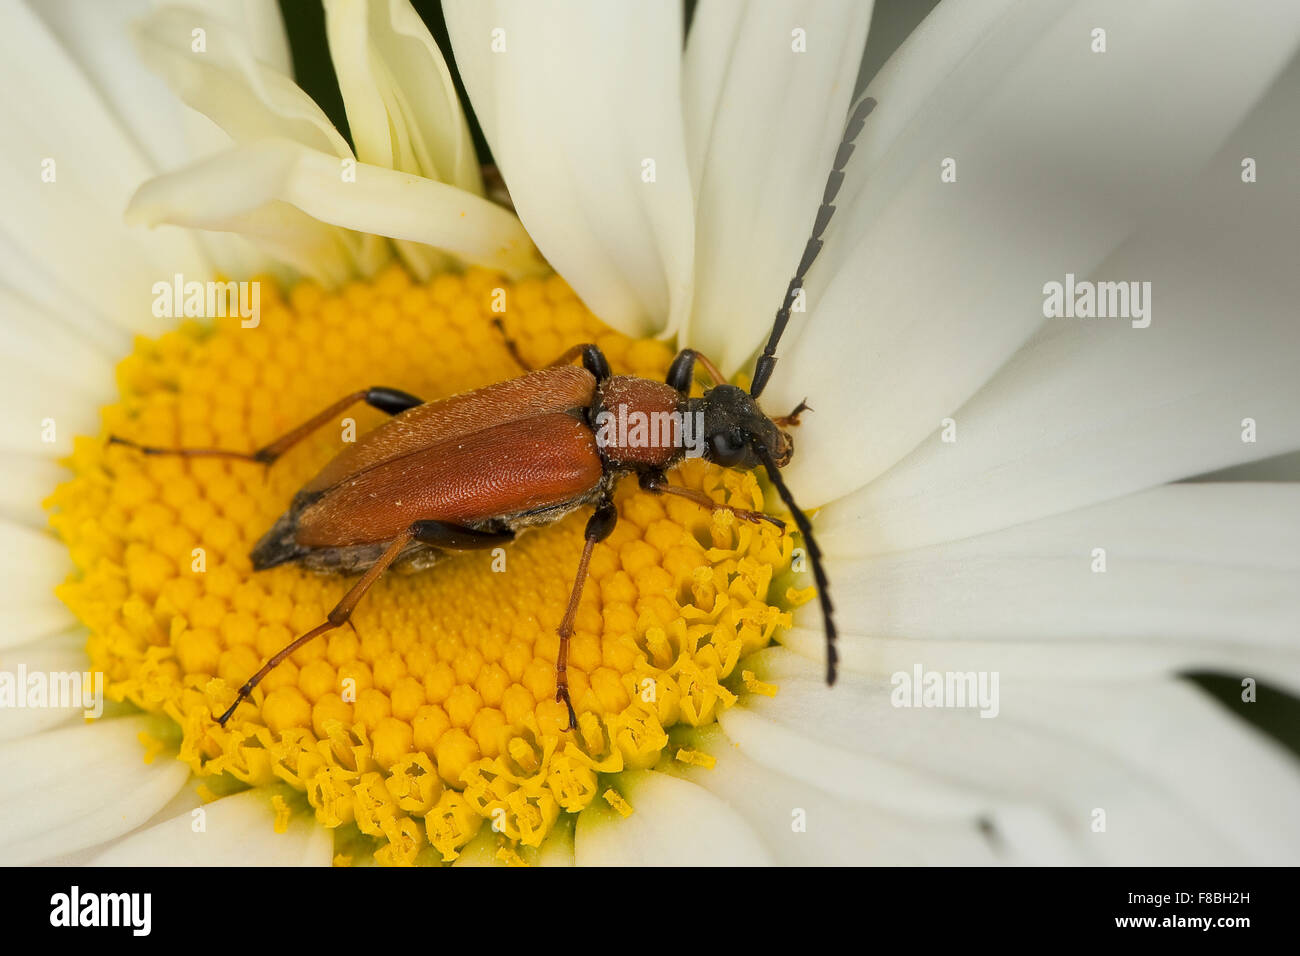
[710,427,748,464]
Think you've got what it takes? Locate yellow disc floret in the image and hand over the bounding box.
[46,265,800,865]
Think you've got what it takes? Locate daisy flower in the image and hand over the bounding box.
[2,0,1298,867]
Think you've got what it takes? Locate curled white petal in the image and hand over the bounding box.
[126,138,544,281]
[134,5,349,156]
[324,0,482,193]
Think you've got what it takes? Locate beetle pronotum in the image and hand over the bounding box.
[111,96,878,731]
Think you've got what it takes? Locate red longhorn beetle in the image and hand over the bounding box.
[111,97,877,731]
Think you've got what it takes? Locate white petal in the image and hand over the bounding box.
[134,6,351,157]
[0,522,79,649]
[33,1,290,282]
[184,0,292,75]
[449,827,512,866]
[322,0,485,279]
[574,770,772,865]
[683,0,874,365]
[727,648,1300,863]
[0,715,191,864]
[818,174,1300,548]
[535,814,575,866]
[1196,450,1300,483]
[0,453,69,530]
[771,0,1300,505]
[0,233,128,356]
[89,789,332,866]
[127,139,543,280]
[30,0,190,173]
[667,725,999,865]
[0,1,211,335]
[0,286,116,458]
[799,484,1300,690]
[324,0,483,193]
[0,631,89,741]
[444,0,694,336]
[130,4,393,280]
[448,815,572,866]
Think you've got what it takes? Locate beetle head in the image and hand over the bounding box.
[692,383,793,469]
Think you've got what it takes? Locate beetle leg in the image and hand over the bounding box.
[554,496,619,731]
[772,399,812,428]
[408,520,515,550]
[665,348,727,395]
[109,386,424,465]
[219,518,515,724]
[491,319,611,382]
[216,525,418,725]
[492,317,534,371]
[639,470,785,530]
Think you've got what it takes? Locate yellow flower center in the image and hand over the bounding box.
[46,265,805,865]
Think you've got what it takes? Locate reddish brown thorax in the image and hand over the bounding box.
[591,376,687,469]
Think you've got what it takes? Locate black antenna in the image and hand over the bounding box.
[750,96,877,399]
[753,443,837,685]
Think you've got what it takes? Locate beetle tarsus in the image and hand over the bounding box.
[773,399,812,428]
[492,317,533,371]
[641,472,785,530]
[556,686,578,732]
[216,686,251,727]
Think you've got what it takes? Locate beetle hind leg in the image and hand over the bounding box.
[109,386,424,466]
[491,318,611,382]
[217,519,513,726]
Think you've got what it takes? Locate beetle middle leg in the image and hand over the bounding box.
[108,386,424,465]
[216,518,512,726]
[639,469,785,530]
[554,494,619,731]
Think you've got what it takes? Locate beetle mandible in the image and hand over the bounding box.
[111,97,878,731]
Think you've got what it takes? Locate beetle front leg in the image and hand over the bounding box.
[554,495,619,731]
[639,469,785,530]
[109,386,424,465]
[773,399,812,428]
[665,348,727,395]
